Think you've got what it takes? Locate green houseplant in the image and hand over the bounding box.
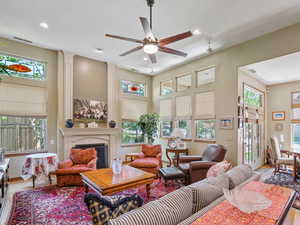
[138,113,160,144]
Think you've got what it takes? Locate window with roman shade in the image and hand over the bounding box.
[292,92,300,123]
[0,82,47,154]
[159,99,172,120]
[195,91,215,119]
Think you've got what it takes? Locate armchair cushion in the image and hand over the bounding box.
[202,144,227,162]
[55,167,93,175]
[129,158,160,168]
[179,156,202,163]
[141,144,161,157]
[58,159,74,169]
[190,161,218,170]
[70,148,97,164]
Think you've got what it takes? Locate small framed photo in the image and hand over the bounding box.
[272,111,285,121]
[220,117,234,129]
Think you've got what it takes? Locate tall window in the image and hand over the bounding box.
[0,53,46,80]
[160,80,173,96]
[161,120,173,137]
[177,120,192,139]
[0,116,47,153]
[292,92,300,150]
[292,124,300,150]
[122,121,144,144]
[176,74,192,92]
[244,85,263,108]
[195,120,216,140]
[121,80,146,97]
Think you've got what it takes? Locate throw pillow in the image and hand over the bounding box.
[142,144,161,157]
[84,193,143,225]
[225,164,253,189]
[206,160,232,178]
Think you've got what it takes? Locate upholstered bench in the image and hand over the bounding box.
[159,167,186,186]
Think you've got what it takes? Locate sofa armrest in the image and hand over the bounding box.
[58,160,73,169]
[87,158,97,169]
[190,161,217,170]
[179,155,202,163]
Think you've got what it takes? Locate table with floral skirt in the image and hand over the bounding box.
[21,153,58,188]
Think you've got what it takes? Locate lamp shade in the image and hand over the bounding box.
[171,128,186,139]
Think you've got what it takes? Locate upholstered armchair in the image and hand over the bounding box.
[55,148,97,187]
[178,144,227,184]
[129,144,162,175]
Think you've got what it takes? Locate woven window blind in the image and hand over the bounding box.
[0,82,47,117]
[292,92,300,123]
[121,99,148,120]
[195,92,215,119]
[175,95,192,120]
[159,99,172,120]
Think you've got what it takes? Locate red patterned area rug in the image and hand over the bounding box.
[7,179,182,225]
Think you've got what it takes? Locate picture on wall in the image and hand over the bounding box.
[272,111,285,121]
[73,99,107,122]
[220,117,234,129]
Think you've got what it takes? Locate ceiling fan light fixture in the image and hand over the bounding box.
[143,44,158,54]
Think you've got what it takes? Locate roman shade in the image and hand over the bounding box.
[0,82,47,117]
[121,99,148,120]
[292,92,300,123]
[195,92,215,119]
[176,95,192,120]
[159,99,172,120]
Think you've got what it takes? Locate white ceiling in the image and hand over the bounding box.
[1,0,300,75]
[242,51,300,85]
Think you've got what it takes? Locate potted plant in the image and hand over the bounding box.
[138,113,160,144]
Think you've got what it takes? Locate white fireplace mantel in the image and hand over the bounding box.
[59,128,121,162]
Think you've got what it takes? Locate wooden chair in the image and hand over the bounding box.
[270,136,298,175]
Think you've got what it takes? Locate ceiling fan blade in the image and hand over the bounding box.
[148,54,157,64]
[106,34,143,44]
[159,46,187,57]
[159,31,193,46]
[139,17,155,40]
[120,46,143,56]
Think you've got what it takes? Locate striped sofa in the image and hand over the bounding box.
[108,164,260,225]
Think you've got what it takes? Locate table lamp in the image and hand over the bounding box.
[171,128,187,149]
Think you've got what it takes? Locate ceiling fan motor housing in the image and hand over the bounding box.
[146,0,155,7]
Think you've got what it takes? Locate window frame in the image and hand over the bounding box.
[175,119,192,140]
[160,79,174,96]
[176,73,193,92]
[291,123,300,150]
[0,52,47,81]
[194,119,216,142]
[0,115,48,155]
[291,91,300,123]
[120,80,147,97]
[160,120,173,138]
[121,119,145,146]
[196,67,215,87]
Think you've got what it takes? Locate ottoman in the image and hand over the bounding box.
[158,167,186,186]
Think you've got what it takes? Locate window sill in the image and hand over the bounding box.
[5,151,48,157]
[121,144,144,148]
[194,139,216,144]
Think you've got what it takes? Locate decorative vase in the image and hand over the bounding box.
[109,120,116,128]
[65,119,74,128]
[112,158,122,175]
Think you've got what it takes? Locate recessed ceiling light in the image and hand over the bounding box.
[143,57,148,61]
[39,22,48,29]
[193,29,201,35]
[95,48,103,53]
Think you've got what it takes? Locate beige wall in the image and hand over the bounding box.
[267,81,300,150]
[73,55,107,102]
[0,37,58,178]
[153,22,300,165]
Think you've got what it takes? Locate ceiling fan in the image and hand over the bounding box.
[105,0,193,64]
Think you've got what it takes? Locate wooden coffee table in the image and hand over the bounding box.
[80,166,156,198]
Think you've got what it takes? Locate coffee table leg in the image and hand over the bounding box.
[146,184,151,198]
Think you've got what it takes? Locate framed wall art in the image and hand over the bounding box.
[272,111,285,121]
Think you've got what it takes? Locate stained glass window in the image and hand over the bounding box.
[121,80,146,97]
[0,53,46,80]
